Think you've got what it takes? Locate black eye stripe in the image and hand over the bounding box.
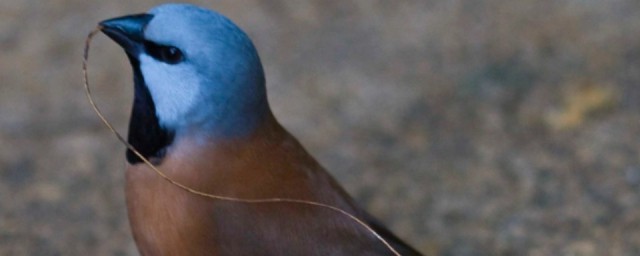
[143,41,184,64]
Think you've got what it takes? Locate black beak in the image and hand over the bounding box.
[99,14,153,56]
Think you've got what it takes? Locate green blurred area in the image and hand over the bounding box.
[1,1,639,255]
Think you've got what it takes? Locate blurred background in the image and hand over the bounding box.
[1,0,639,255]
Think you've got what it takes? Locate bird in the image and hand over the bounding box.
[99,3,422,256]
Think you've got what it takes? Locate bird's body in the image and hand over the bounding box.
[126,113,394,255]
[99,3,421,255]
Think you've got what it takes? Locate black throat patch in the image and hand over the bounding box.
[126,54,175,164]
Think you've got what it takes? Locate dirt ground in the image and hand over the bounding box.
[1,1,639,255]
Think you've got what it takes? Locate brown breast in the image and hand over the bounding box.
[124,117,390,255]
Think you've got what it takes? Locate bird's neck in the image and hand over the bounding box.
[184,93,271,140]
[173,104,274,148]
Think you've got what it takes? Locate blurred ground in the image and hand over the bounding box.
[1,0,639,255]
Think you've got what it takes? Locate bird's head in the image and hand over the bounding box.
[100,4,269,162]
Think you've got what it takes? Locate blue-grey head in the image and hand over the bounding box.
[99,4,269,163]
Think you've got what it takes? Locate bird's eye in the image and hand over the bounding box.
[159,46,183,64]
[144,41,184,64]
